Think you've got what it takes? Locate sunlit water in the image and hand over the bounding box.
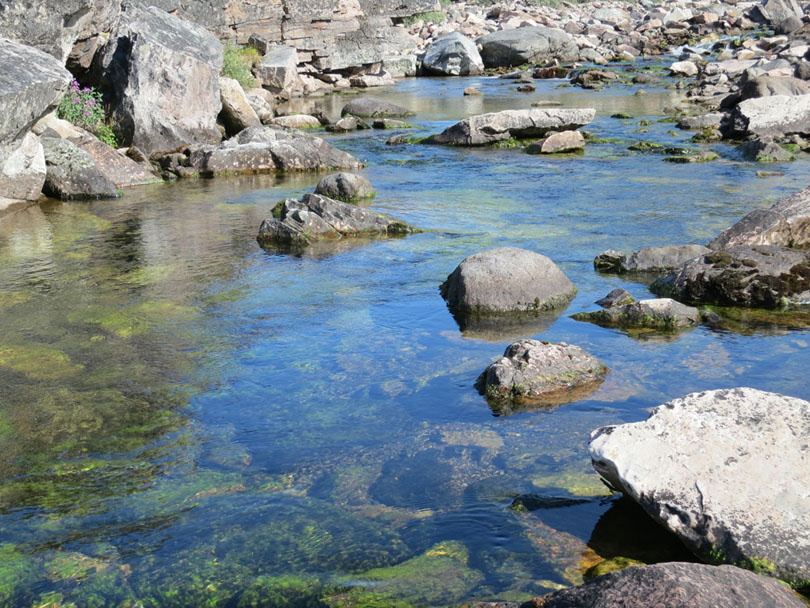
[1,72,810,607]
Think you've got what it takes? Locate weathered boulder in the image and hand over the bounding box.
[95,4,223,158]
[751,0,804,28]
[523,562,807,608]
[41,137,119,200]
[595,288,634,308]
[476,27,578,68]
[739,75,810,102]
[710,185,810,249]
[440,247,576,316]
[0,132,46,201]
[341,97,413,118]
[422,32,484,77]
[594,245,711,274]
[590,387,810,587]
[572,298,700,331]
[326,116,371,133]
[669,61,698,77]
[0,37,72,145]
[72,134,158,188]
[257,192,415,248]
[677,113,724,130]
[315,172,375,202]
[476,339,608,408]
[253,45,299,98]
[737,138,795,162]
[426,108,595,146]
[219,77,261,137]
[723,94,810,139]
[269,114,322,130]
[349,70,396,88]
[526,130,585,154]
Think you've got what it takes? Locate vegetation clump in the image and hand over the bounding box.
[222,44,260,90]
[57,79,117,147]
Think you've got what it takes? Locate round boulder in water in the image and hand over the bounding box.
[315,172,375,203]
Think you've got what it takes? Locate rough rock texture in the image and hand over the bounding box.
[724,94,810,138]
[737,138,795,162]
[257,192,414,248]
[41,137,119,200]
[526,130,585,154]
[253,45,299,97]
[219,77,261,136]
[590,388,810,587]
[422,32,484,76]
[524,562,808,608]
[752,0,804,28]
[73,135,158,188]
[670,60,698,76]
[710,185,810,249]
[427,108,595,146]
[594,245,711,274]
[595,288,635,308]
[440,247,576,316]
[739,75,810,101]
[0,37,72,145]
[572,298,700,330]
[476,339,608,406]
[95,4,223,158]
[476,27,578,68]
[341,97,413,118]
[315,172,375,202]
[0,132,46,201]
[269,115,322,130]
[651,245,810,308]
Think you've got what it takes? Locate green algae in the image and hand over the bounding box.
[0,344,84,380]
[584,556,643,580]
[0,544,39,607]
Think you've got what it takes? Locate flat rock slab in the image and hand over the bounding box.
[595,245,711,274]
[589,387,810,587]
[427,108,595,146]
[341,97,413,118]
[73,136,158,188]
[573,298,700,331]
[724,94,810,139]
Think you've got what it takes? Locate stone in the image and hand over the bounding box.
[517,84,536,92]
[440,247,576,316]
[326,116,371,133]
[594,245,711,274]
[269,115,322,130]
[709,184,810,249]
[464,87,482,96]
[0,37,72,145]
[253,45,299,98]
[219,77,261,137]
[41,137,119,200]
[341,97,413,118]
[526,130,585,154]
[475,339,608,407]
[525,562,807,608]
[650,245,810,308]
[677,113,723,130]
[427,108,595,146]
[245,88,276,124]
[737,138,795,162]
[371,118,410,129]
[669,61,698,77]
[476,26,578,68]
[572,298,700,330]
[72,134,158,188]
[776,15,803,35]
[422,31,484,76]
[382,55,417,77]
[752,0,803,28]
[349,71,396,88]
[739,76,810,101]
[0,132,46,201]
[256,192,415,248]
[314,172,375,202]
[95,5,223,158]
[590,387,810,587]
[595,288,634,308]
[724,94,810,138]
[593,7,631,25]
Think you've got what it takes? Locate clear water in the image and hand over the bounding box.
[1,73,810,607]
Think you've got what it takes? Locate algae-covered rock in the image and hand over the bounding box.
[0,343,84,380]
[341,97,414,119]
[572,299,700,331]
[594,245,710,274]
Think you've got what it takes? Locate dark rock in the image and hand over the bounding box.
[594,245,711,274]
[371,118,410,129]
[775,15,803,34]
[341,97,413,118]
[517,83,537,92]
[737,138,795,162]
[572,298,701,330]
[41,137,119,200]
[326,116,371,133]
[795,62,810,81]
[751,0,803,28]
[476,26,578,68]
[595,288,635,308]
[422,31,483,76]
[314,172,375,202]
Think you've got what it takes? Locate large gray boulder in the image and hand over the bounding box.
[95,4,223,158]
[476,27,578,68]
[739,76,810,102]
[590,388,810,587]
[752,0,804,28]
[440,247,576,316]
[572,298,700,331]
[341,97,413,118]
[0,37,72,146]
[219,77,261,137]
[41,137,119,200]
[315,172,375,202]
[427,108,595,146]
[724,94,810,139]
[710,185,810,250]
[0,132,46,201]
[594,245,711,274]
[651,245,810,308]
[253,45,299,98]
[525,562,807,608]
[72,135,158,188]
[422,32,483,77]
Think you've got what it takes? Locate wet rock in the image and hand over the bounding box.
[440,247,576,316]
[517,83,536,93]
[595,288,635,308]
[253,45,299,98]
[326,116,371,133]
[477,26,578,68]
[677,113,723,130]
[594,245,711,274]
[269,114,322,130]
[739,75,810,101]
[590,387,810,588]
[476,339,608,406]
[256,192,415,248]
[669,61,698,77]
[341,97,413,118]
[219,77,261,137]
[426,108,595,146]
[96,5,223,158]
[0,132,46,201]
[523,562,807,608]
[526,130,585,154]
[372,118,410,129]
[737,138,795,162]
[710,184,810,249]
[422,31,483,76]
[41,137,119,200]
[724,94,810,138]
[464,87,482,96]
[314,172,375,202]
[573,298,700,331]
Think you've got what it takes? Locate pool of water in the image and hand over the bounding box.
[1,73,810,607]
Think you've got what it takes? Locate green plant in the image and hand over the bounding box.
[95,123,118,148]
[57,79,117,147]
[222,44,260,90]
[403,11,446,26]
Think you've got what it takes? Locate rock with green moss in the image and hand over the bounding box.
[594,244,710,274]
[572,298,700,331]
[341,97,413,119]
[737,138,795,162]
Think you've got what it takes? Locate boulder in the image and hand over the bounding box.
[650,245,810,308]
[349,71,396,88]
[95,4,223,158]
[41,137,119,200]
[590,387,810,587]
[341,97,413,118]
[526,130,585,154]
[269,115,322,130]
[72,134,158,188]
[737,138,795,162]
[476,339,608,408]
[382,55,417,78]
[422,31,484,77]
[739,75,810,101]
[594,245,711,274]
[524,562,807,608]
[326,116,371,133]
[669,61,698,77]
[256,192,415,248]
[572,298,701,330]
[314,172,375,202]
[440,247,576,316]
[677,113,723,130]
[253,45,299,98]
[595,288,635,308]
[724,94,810,138]
[752,0,803,28]
[464,87,482,96]
[0,37,72,145]
[0,132,46,201]
[710,185,810,249]
[219,77,261,137]
[427,108,595,146]
[476,27,578,68]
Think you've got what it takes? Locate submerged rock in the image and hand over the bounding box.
[341,97,413,119]
[589,388,810,588]
[41,137,119,200]
[572,298,700,331]
[476,26,578,68]
[422,31,483,76]
[314,172,375,203]
[594,245,711,274]
[594,288,634,308]
[526,130,585,154]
